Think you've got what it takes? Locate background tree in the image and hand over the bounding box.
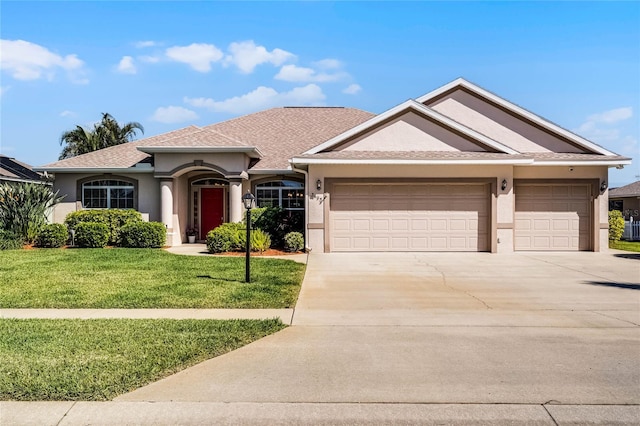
[59,113,144,160]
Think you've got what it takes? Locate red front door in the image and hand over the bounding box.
[201,188,224,237]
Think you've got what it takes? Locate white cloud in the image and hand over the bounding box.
[224,40,294,74]
[184,84,326,115]
[165,43,223,72]
[134,41,157,49]
[275,64,347,83]
[139,55,161,64]
[314,58,342,69]
[587,107,632,125]
[343,83,362,95]
[0,39,86,83]
[59,110,76,117]
[116,56,137,74]
[151,106,199,124]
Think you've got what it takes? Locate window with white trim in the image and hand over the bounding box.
[256,180,304,210]
[82,180,134,209]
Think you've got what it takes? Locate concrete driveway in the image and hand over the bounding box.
[115,251,639,423]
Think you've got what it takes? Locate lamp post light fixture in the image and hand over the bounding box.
[242,192,255,283]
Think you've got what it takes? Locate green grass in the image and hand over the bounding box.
[0,318,285,401]
[609,240,640,252]
[0,249,305,308]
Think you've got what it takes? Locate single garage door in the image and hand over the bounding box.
[330,183,489,252]
[514,184,591,251]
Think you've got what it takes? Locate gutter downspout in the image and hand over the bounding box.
[291,164,310,252]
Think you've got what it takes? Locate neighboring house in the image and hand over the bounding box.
[609,181,640,220]
[37,78,631,252]
[0,154,47,184]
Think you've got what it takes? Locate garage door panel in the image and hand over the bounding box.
[330,183,489,252]
[515,184,590,251]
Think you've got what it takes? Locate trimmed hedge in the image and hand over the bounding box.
[0,229,23,250]
[75,222,109,248]
[36,223,68,248]
[120,222,166,248]
[65,210,142,245]
[284,231,304,252]
[206,223,243,253]
[609,210,625,241]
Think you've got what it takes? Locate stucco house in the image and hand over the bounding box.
[609,181,640,220]
[38,78,631,252]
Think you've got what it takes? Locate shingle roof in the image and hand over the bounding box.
[206,107,375,170]
[0,155,44,182]
[39,108,374,171]
[39,126,201,169]
[610,181,640,198]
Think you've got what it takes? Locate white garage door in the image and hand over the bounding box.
[514,184,591,251]
[330,183,489,252]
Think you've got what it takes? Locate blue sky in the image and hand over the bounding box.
[1,1,639,186]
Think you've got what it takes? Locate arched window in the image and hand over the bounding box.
[82,179,135,209]
[255,180,304,210]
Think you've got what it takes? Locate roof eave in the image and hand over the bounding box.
[34,166,155,173]
[527,160,633,167]
[290,158,533,166]
[136,146,263,158]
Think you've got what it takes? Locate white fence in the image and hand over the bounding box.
[623,220,640,241]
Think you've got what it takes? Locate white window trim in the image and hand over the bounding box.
[82,181,135,209]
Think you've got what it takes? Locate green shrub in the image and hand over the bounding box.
[65,210,142,245]
[36,223,68,248]
[608,210,625,241]
[206,223,243,253]
[75,222,109,248]
[0,182,65,244]
[0,229,23,250]
[284,231,304,252]
[120,222,166,248]
[239,228,271,253]
[248,207,303,248]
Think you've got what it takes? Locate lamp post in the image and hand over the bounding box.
[242,192,255,283]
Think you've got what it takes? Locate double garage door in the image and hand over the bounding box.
[330,183,489,252]
[329,181,592,252]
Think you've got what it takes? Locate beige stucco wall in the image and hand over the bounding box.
[51,172,159,224]
[340,112,486,152]
[428,90,586,154]
[154,153,248,176]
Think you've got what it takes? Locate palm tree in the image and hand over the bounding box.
[59,113,144,160]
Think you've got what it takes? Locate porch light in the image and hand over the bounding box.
[242,192,255,210]
[316,179,322,191]
[600,181,607,192]
[501,179,508,191]
[242,191,255,283]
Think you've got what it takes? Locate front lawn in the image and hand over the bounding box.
[609,240,640,252]
[0,318,285,400]
[0,249,305,308]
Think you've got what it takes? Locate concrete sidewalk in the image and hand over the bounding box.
[0,308,294,323]
[3,401,639,425]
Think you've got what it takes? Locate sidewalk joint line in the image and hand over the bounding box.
[541,403,559,426]
[56,401,77,426]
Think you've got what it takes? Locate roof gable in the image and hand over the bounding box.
[304,100,518,155]
[417,78,615,155]
[610,181,640,198]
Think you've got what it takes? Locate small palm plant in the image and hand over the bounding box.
[0,182,65,244]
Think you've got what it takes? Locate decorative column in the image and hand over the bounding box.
[160,178,175,245]
[229,180,243,223]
